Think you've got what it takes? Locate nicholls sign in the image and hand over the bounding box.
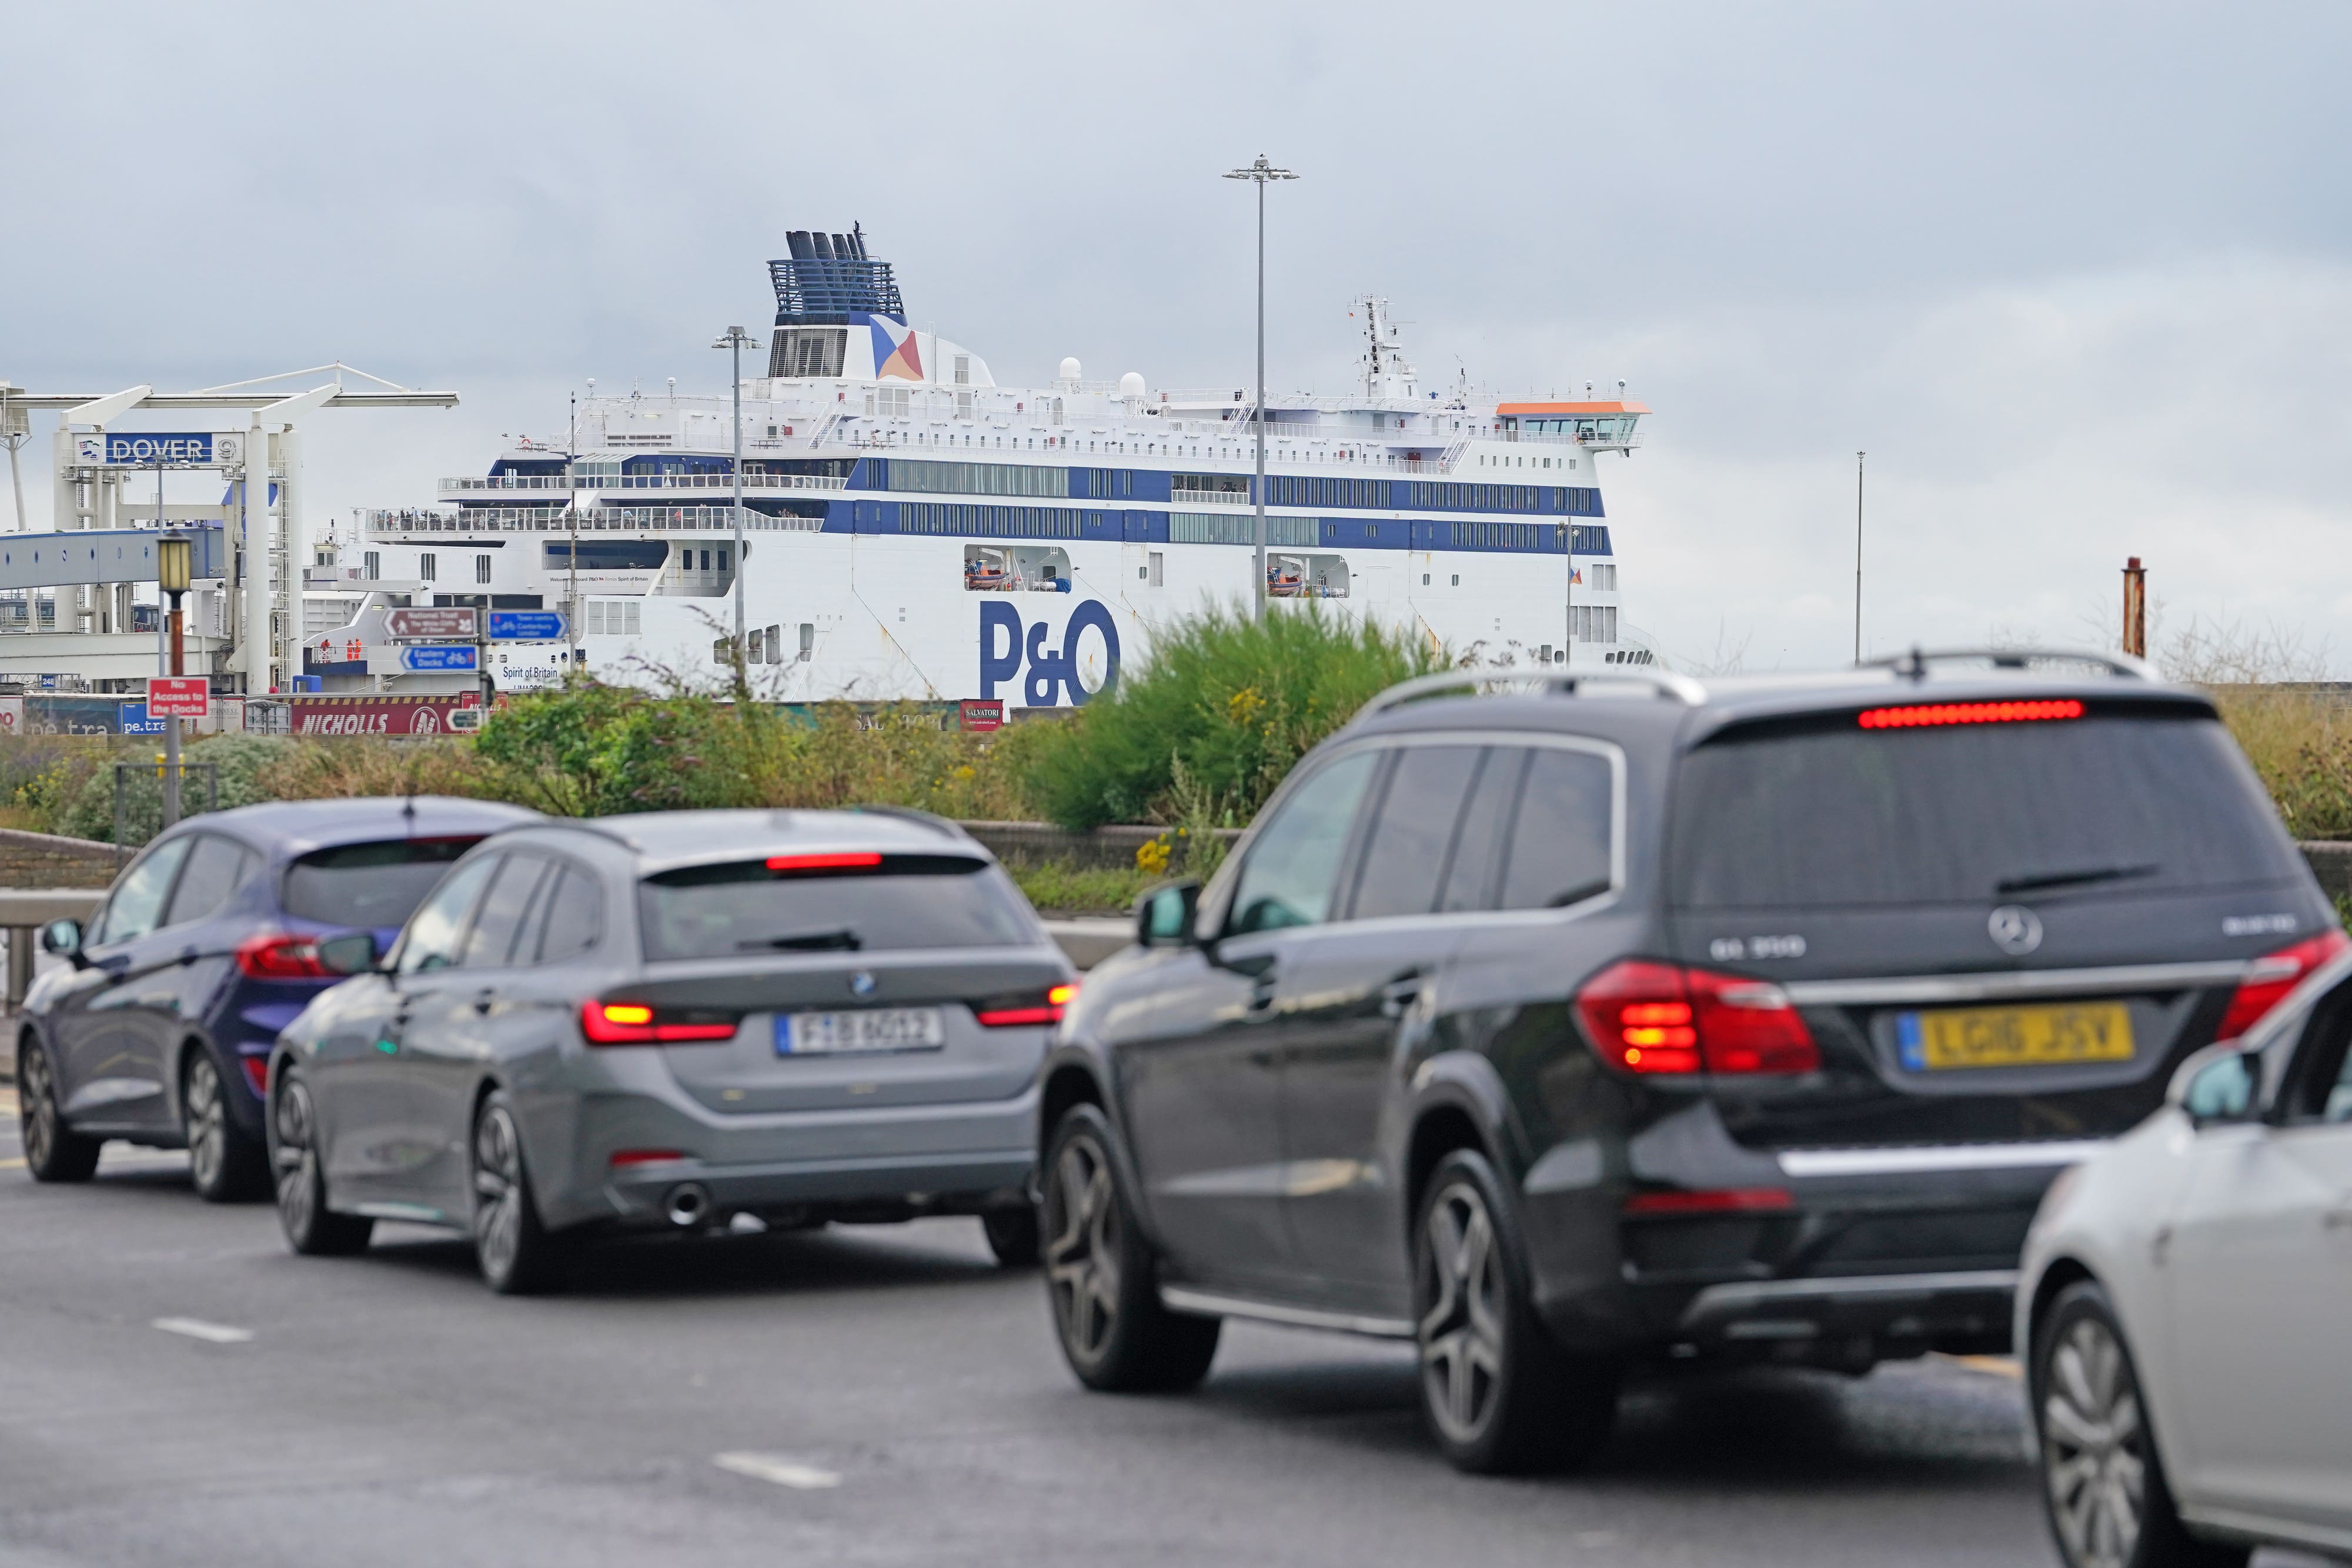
[289,695,481,737]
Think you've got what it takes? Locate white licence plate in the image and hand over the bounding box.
[779,1007,946,1055]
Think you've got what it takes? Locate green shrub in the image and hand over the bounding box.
[56,734,296,844]
[1013,604,1445,831]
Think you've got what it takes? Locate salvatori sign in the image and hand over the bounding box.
[289,695,479,737]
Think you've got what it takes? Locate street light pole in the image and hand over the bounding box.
[1224,155,1298,623]
[1853,450,1866,666]
[712,326,754,693]
[156,531,191,830]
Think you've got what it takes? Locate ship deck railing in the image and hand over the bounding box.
[439,473,848,494]
[366,506,826,534]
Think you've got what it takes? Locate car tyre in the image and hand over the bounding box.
[1042,1104,1219,1392]
[2032,1279,2248,1568]
[17,1037,101,1183]
[981,1203,1041,1268]
[185,1051,269,1203]
[470,1092,569,1296]
[269,1071,374,1256]
[1413,1149,1619,1475]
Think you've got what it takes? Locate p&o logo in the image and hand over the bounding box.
[978,601,1121,707]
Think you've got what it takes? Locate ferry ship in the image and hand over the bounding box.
[312,226,1652,705]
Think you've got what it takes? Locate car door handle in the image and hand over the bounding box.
[1246,977,1278,1014]
[472,989,496,1017]
[1381,978,1424,1018]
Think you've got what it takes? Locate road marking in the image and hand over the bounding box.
[711,1453,841,1490]
[0,1158,24,1171]
[152,1317,254,1345]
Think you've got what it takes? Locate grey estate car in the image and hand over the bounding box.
[1033,654,2338,1473]
[269,808,1075,1292]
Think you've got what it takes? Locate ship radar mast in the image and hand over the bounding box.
[1353,295,1418,403]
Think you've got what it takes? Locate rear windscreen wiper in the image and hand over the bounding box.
[740,928,863,951]
[1994,864,2159,896]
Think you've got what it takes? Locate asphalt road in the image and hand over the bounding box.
[0,1092,2322,1568]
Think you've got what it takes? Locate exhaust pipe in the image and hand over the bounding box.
[664,1182,711,1229]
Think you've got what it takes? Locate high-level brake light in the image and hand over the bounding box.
[766,851,885,873]
[2216,930,2352,1042]
[1858,699,2084,730]
[1575,960,1820,1075]
[579,1000,740,1045]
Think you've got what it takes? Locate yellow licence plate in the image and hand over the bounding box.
[1896,1002,2134,1071]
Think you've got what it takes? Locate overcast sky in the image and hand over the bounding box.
[5,1,2346,673]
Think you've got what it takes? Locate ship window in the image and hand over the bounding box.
[798,623,814,661]
[1148,551,1164,587]
[1451,575,1459,587]
[419,554,437,583]
[363,551,380,580]
[717,548,729,571]
[475,554,492,584]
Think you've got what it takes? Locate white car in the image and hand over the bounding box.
[2017,942,2352,1568]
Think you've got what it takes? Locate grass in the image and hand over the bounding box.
[1006,862,1154,917]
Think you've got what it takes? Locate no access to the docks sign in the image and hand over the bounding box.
[145,677,211,720]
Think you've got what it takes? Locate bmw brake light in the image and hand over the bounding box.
[1575,960,1820,1075]
[579,999,740,1045]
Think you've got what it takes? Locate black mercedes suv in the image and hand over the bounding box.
[1031,651,2343,1473]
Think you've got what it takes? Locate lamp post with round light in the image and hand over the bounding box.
[156,531,192,827]
[712,325,754,697]
[1223,155,1298,621]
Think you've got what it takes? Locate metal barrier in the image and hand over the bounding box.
[112,761,219,870]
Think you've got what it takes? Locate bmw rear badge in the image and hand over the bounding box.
[849,971,877,998]
[1987,905,2043,955]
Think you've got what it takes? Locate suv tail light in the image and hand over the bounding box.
[975,982,1077,1028]
[2216,930,2352,1042]
[236,932,330,980]
[579,1000,740,1045]
[1575,960,1820,1076]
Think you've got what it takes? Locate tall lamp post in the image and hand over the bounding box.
[1224,155,1298,622]
[1852,450,1866,666]
[157,531,192,828]
[712,325,754,690]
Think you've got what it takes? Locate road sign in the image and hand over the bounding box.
[397,644,479,673]
[78,432,239,466]
[446,707,485,733]
[488,610,566,641]
[384,606,479,640]
[146,677,211,720]
[117,702,167,735]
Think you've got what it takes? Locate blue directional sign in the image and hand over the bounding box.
[399,644,479,673]
[86,433,218,465]
[117,702,167,735]
[487,610,567,641]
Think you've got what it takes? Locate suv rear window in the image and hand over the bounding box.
[637,855,1034,961]
[282,838,483,928]
[1671,711,2302,910]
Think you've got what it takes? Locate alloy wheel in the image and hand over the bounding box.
[2043,1314,2148,1568]
[1419,1181,1506,1443]
[22,1044,58,1171]
[273,1079,321,1236]
[472,1105,527,1283]
[186,1057,226,1192]
[1045,1135,1120,1357]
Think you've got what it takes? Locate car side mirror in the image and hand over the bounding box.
[39,918,86,968]
[316,931,382,976]
[2167,1042,2260,1126]
[1135,880,1201,948]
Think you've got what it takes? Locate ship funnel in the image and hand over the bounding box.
[811,232,836,260]
[787,230,814,260]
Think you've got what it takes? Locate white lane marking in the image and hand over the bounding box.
[152,1317,254,1345]
[711,1452,841,1490]
[0,1158,24,1171]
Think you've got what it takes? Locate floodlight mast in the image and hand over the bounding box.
[1223,155,1298,623]
[713,326,756,693]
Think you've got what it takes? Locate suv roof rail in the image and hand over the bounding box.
[1862,646,2158,682]
[1355,667,1709,723]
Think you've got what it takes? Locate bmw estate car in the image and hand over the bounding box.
[1031,651,2337,1472]
[14,797,539,1199]
[269,808,1075,1292]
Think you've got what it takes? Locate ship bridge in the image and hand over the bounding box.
[1494,400,1648,452]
